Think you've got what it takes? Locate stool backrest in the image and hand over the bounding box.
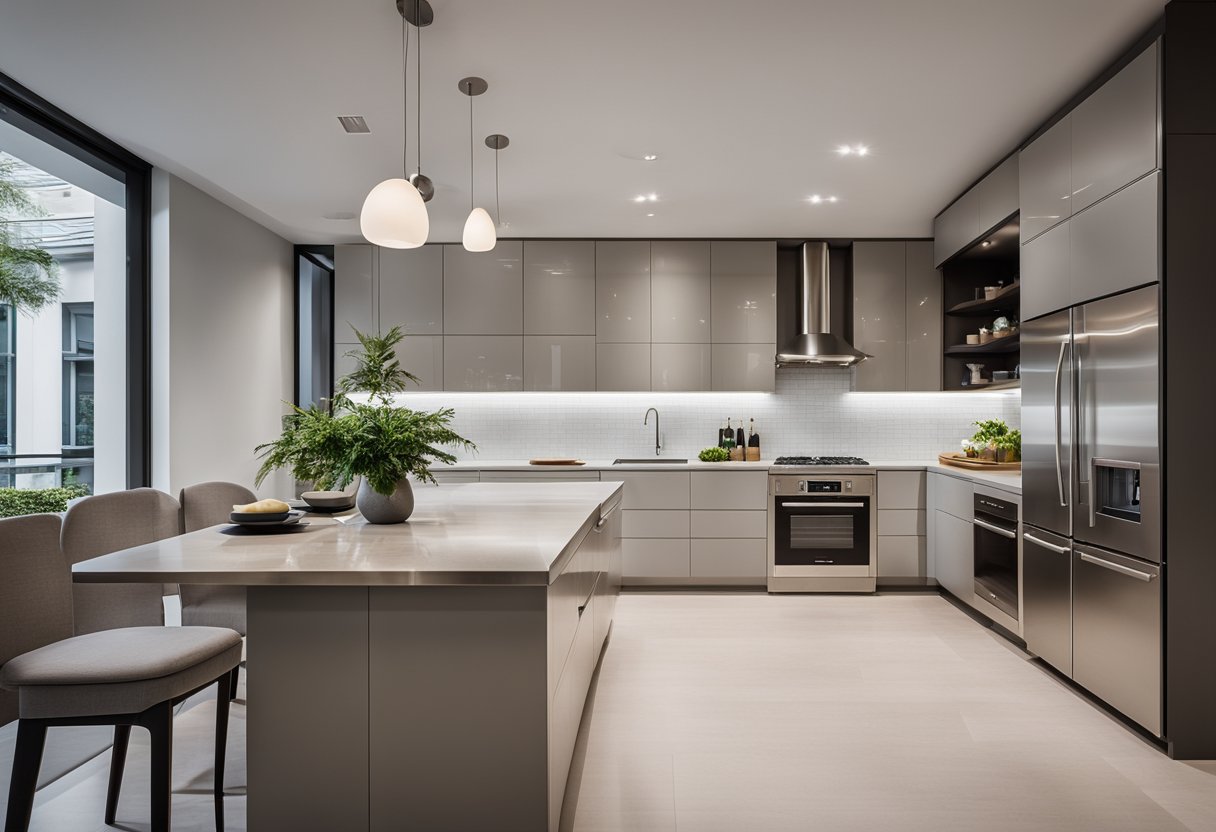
[179,481,257,533]
[0,513,72,725]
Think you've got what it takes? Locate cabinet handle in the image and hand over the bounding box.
[1079,552,1155,582]
[593,503,619,532]
[782,502,866,509]
[1023,533,1069,554]
[1054,340,1068,507]
[973,517,1017,539]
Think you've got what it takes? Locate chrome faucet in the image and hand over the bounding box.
[644,408,661,456]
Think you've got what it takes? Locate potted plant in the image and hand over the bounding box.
[968,419,1020,463]
[255,326,475,523]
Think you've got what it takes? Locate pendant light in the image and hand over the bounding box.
[459,76,496,252]
[359,0,433,249]
[485,133,510,229]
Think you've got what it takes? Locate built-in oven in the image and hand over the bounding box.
[973,492,1019,622]
[767,474,876,593]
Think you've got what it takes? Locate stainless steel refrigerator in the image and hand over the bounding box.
[1021,283,1161,736]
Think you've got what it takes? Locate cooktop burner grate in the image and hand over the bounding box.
[773,456,870,466]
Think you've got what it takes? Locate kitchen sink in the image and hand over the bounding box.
[612,458,688,464]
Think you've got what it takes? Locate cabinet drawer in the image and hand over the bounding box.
[427,470,480,484]
[621,539,690,578]
[621,510,689,539]
[690,539,767,578]
[877,536,926,578]
[931,472,973,521]
[689,470,768,510]
[480,470,601,483]
[690,510,767,539]
[877,471,926,509]
[600,471,690,509]
[877,509,926,536]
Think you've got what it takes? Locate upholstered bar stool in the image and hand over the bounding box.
[60,488,182,635]
[179,482,256,699]
[0,513,242,832]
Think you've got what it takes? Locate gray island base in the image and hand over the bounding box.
[73,482,624,832]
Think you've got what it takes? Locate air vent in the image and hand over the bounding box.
[338,116,370,134]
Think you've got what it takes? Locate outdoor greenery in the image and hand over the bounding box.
[0,157,60,313]
[0,484,90,518]
[255,326,474,495]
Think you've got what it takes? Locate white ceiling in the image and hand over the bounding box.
[0,0,1164,244]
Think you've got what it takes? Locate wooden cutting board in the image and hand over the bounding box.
[938,453,1021,471]
[528,458,586,466]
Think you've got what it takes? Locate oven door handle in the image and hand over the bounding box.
[779,502,867,509]
[973,517,1017,539]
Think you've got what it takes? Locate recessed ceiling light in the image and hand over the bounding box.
[646,213,655,217]
[809,194,822,204]
[647,193,658,202]
[806,194,839,205]
[981,240,993,247]
[643,154,658,161]
[633,195,647,203]
[836,143,869,157]
[828,196,838,203]
[856,145,870,156]
[836,145,852,156]
[337,115,370,134]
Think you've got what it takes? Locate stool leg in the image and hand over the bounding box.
[214,670,235,832]
[105,724,132,824]
[4,719,47,832]
[143,701,174,832]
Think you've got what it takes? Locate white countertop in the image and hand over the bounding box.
[435,459,1022,494]
[73,482,623,587]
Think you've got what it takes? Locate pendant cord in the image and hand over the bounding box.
[415,0,422,175]
[401,11,409,179]
[468,89,474,212]
[494,146,501,225]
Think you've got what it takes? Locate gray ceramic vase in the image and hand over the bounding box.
[356,478,415,524]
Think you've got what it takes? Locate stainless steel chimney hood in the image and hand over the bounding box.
[775,242,870,367]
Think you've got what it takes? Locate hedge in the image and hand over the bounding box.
[0,485,91,518]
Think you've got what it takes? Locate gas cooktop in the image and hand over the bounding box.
[773,456,870,466]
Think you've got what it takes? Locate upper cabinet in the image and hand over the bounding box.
[443,242,523,335]
[1070,43,1159,214]
[1020,40,1161,318]
[710,241,777,344]
[331,239,777,392]
[523,241,595,336]
[854,241,941,392]
[334,245,376,341]
[595,241,651,343]
[933,156,1018,267]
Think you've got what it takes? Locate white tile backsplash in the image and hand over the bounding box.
[390,366,1020,462]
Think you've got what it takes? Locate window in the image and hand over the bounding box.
[0,304,13,455]
[62,302,94,448]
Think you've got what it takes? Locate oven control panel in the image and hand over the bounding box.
[801,480,844,493]
[769,475,873,496]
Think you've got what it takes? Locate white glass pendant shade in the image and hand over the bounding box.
[360,178,429,248]
[462,206,496,252]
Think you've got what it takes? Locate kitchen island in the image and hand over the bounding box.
[73,481,624,832]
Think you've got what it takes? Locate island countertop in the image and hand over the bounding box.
[72,481,623,587]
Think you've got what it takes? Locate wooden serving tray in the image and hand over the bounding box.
[528,458,586,466]
[938,453,1021,471]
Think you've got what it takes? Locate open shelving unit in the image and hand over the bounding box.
[939,216,1021,390]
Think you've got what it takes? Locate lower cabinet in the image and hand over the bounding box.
[690,538,766,579]
[622,538,690,578]
[934,510,974,601]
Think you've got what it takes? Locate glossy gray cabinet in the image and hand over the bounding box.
[854,241,942,391]
[379,245,443,336]
[710,242,776,344]
[523,241,595,336]
[651,343,710,391]
[595,343,650,391]
[934,510,973,602]
[1069,171,1160,302]
[394,335,443,392]
[933,189,978,268]
[710,344,774,392]
[1020,115,1073,243]
[853,241,907,392]
[334,244,376,341]
[975,155,1019,235]
[443,242,523,335]
[443,335,523,391]
[595,241,651,343]
[1020,220,1071,321]
[523,336,596,391]
[651,241,711,343]
[904,241,942,391]
[1071,42,1159,214]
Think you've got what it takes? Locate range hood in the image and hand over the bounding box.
[775,242,870,367]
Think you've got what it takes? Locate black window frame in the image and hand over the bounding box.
[0,70,152,487]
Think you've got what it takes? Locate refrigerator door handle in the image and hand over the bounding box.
[1054,340,1068,508]
[1079,552,1155,582]
[1024,532,1069,554]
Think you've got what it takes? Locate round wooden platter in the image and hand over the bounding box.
[528,458,587,466]
[938,452,1021,471]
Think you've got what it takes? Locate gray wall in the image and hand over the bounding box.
[151,171,294,498]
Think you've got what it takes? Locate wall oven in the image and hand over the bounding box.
[973,492,1020,626]
[767,474,876,593]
